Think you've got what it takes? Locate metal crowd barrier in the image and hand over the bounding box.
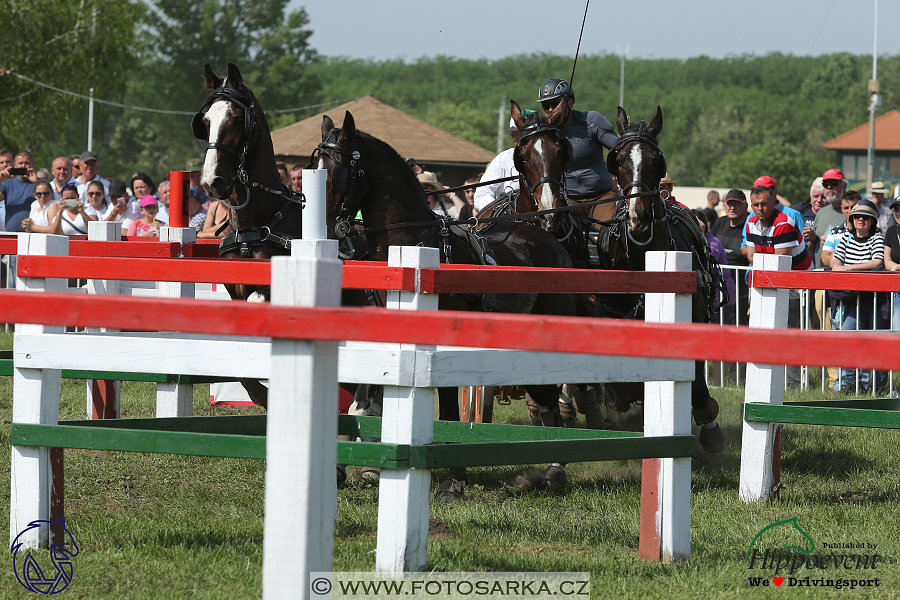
[708,264,898,396]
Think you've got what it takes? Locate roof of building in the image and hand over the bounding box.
[823,109,900,151]
[270,94,496,165]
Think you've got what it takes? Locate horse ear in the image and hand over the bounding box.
[204,63,222,90]
[338,111,356,147]
[615,106,629,135]
[648,105,664,137]
[321,115,335,140]
[226,63,244,90]
[510,100,526,132]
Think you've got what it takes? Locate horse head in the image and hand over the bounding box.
[316,111,368,237]
[511,100,572,231]
[608,105,666,243]
[195,63,276,220]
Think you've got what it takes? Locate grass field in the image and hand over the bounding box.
[1,329,899,599]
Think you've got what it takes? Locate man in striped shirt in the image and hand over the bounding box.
[742,185,813,271]
[742,185,812,389]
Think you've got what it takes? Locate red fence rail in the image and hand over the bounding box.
[0,290,895,371]
[750,269,900,292]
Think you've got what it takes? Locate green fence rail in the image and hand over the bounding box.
[743,399,900,430]
[10,415,695,469]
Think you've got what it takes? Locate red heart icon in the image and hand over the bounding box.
[773,577,783,586]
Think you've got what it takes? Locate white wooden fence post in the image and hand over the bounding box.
[156,226,197,417]
[639,250,692,562]
[9,234,69,549]
[301,169,327,241]
[739,254,791,502]
[262,253,342,600]
[375,246,440,575]
[85,221,122,419]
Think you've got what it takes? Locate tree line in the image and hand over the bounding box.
[1,0,898,204]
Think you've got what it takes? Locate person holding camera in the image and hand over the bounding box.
[22,180,62,234]
[0,150,38,232]
[54,184,91,236]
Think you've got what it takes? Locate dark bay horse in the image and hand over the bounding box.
[315,110,581,492]
[514,102,726,452]
[194,63,375,414]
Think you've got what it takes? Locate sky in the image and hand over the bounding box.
[292,0,899,64]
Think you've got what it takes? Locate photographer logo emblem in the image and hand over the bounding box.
[10,519,80,594]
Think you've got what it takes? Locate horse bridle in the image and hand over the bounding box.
[514,122,570,201]
[605,120,668,246]
[192,83,259,211]
[312,127,365,239]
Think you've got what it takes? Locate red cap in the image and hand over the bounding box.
[754,175,777,189]
[822,168,845,181]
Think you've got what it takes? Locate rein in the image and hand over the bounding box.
[338,188,654,239]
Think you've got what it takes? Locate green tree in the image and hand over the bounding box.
[102,0,320,182]
[707,141,830,204]
[0,0,142,164]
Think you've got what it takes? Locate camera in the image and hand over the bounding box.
[9,168,27,176]
[60,199,77,208]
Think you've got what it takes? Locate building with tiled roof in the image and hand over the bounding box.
[271,95,496,186]
[823,109,900,190]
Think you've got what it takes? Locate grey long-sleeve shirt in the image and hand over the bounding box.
[561,110,619,199]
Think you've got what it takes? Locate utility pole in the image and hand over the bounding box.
[617,44,629,108]
[494,96,508,154]
[87,88,95,152]
[866,0,880,195]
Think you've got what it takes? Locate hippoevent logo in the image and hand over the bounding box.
[745,517,880,590]
[10,519,80,594]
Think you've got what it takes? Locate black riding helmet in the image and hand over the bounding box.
[536,78,575,103]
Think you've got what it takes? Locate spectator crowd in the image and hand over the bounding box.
[0,149,251,239]
[704,169,900,394]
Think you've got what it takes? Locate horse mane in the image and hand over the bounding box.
[353,129,429,203]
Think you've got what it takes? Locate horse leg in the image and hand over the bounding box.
[435,386,467,502]
[350,384,383,481]
[691,360,725,453]
[523,384,568,489]
[238,378,269,409]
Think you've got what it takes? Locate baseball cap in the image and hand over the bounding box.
[108,179,127,196]
[80,150,98,163]
[139,194,158,208]
[186,158,203,171]
[724,189,747,203]
[754,175,776,189]
[822,168,845,181]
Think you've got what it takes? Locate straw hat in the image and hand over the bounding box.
[660,173,677,185]
[417,171,443,189]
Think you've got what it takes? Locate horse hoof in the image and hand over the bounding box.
[699,421,725,453]
[359,466,381,481]
[436,478,466,502]
[543,464,568,489]
[336,464,347,485]
[693,396,719,426]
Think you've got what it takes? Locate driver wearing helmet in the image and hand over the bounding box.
[537,78,619,227]
[473,117,522,212]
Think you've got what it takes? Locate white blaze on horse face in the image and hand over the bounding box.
[627,144,643,225]
[200,101,232,190]
[534,138,555,211]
